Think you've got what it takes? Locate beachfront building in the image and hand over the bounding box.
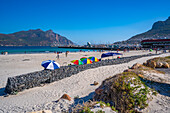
[141,39,170,49]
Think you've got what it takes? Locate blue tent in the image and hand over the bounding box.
[101,52,122,58]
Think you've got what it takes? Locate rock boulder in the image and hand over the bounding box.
[131,63,142,69]
[60,94,71,101]
[162,62,169,68]
[156,62,163,68]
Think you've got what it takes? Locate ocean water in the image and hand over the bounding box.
[0,46,94,54]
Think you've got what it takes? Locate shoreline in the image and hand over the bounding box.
[0,46,164,55]
[0,49,161,55]
[0,46,105,55]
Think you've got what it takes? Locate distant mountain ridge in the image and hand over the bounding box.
[115,16,170,44]
[0,29,74,46]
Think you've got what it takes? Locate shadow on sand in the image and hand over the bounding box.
[0,87,7,97]
[72,92,95,106]
[71,77,170,106]
[140,77,170,97]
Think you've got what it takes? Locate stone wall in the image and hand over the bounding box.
[5,53,159,94]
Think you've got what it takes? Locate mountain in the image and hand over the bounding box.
[0,29,74,46]
[115,16,170,44]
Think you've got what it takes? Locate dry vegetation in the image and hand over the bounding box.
[133,64,165,74]
[70,100,115,113]
[152,56,170,64]
[143,56,170,69]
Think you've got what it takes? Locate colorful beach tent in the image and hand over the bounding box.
[80,58,92,64]
[88,57,99,62]
[71,60,84,65]
[41,60,60,70]
[80,57,87,61]
[101,52,123,58]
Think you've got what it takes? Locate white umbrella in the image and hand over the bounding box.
[41,60,60,70]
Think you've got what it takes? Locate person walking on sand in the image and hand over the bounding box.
[65,51,69,57]
[57,51,60,59]
[155,48,158,54]
[117,49,119,53]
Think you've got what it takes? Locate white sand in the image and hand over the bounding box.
[0,51,169,113]
[0,50,157,88]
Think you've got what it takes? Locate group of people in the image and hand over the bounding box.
[56,51,69,59]
[1,51,8,55]
[151,48,169,54]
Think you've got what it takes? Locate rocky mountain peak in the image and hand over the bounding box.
[46,29,53,33]
[29,29,43,32]
[123,16,170,44]
[0,29,74,46]
[152,17,170,30]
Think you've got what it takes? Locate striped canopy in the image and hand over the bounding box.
[71,60,84,65]
[80,57,87,61]
[88,57,99,62]
[80,58,92,64]
[41,60,60,70]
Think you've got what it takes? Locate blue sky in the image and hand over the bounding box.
[0,0,170,45]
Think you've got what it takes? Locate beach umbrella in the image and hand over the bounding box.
[88,57,99,62]
[41,60,60,70]
[80,57,87,61]
[71,60,84,65]
[81,58,92,64]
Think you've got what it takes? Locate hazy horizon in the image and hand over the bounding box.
[0,0,170,45]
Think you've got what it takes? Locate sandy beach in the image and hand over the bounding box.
[0,50,169,113]
[1,0,170,112]
[0,50,158,88]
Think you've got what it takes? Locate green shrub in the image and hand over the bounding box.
[106,103,110,107]
[152,91,158,96]
[111,106,116,111]
[96,110,105,113]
